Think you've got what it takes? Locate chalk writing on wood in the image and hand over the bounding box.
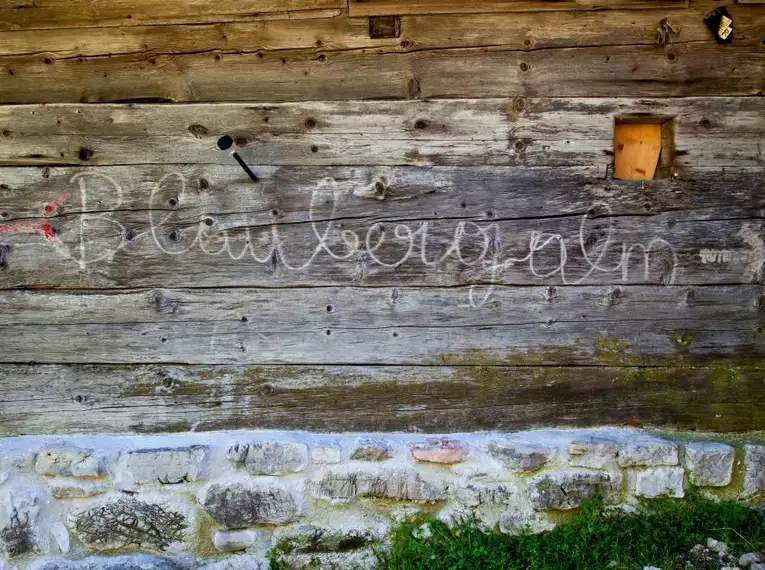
[0,171,687,301]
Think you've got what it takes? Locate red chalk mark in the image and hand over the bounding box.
[41,223,55,240]
[0,192,71,240]
[42,193,70,216]
[0,220,40,234]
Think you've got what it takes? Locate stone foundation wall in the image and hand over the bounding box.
[1,428,764,569]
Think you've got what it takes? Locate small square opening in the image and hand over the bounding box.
[614,116,675,180]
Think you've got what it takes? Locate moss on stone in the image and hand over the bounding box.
[187,508,219,558]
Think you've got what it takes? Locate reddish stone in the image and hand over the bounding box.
[411,438,470,464]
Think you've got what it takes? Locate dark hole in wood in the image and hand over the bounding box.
[217,135,233,150]
[369,16,401,39]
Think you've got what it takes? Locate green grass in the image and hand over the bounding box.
[377,490,765,570]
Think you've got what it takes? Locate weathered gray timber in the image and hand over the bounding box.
[0,364,763,435]
[1,42,763,103]
[0,0,763,438]
[0,99,763,167]
[0,165,762,288]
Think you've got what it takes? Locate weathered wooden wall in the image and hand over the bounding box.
[0,0,763,435]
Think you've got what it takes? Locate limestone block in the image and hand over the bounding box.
[274,523,385,554]
[742,445,765,499]
[568,437,620,469]
[244,442,308,475]
[0,485,42,558]
[119,446,207,485]
[634,467,685,498]
[35,447,105,478]
[682,443,734,487]
[213,530,258,553]
[200,480,298,529]
[349,439,394,462]
[411,438,469,464]
[48,480,109,499]
[313,468,447,502]
[71,497,187,551]
[454,482,518,507]
[529,469,621,510]
[617,442,678,467]
[487,440,553,472]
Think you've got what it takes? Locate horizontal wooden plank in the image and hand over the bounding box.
[0,285,762,365]
[1,363,763,434]
[0,166,762,289]
[1,98,763,167]
[1,42,763,103]
[1,314,762,364]
[3,285,761,326]
[4,3,763,58]
[348,0,687,16]
[0,0,344,32]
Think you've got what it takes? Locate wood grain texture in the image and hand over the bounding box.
[0,98,763,167]
[0,166,762,289]
[0,0,345,31]
[1,363,763,435]
[1,41,763,103]
[348,0,687,16]
[3,4,763,58]
[4,285,760,326]
[0,285,762,366]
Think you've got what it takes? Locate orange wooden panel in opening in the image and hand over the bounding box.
[614,123,662,180]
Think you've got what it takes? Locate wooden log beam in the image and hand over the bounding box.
[1,42,763,103]
[348,0,687,16]
[2,4,762,58]
[0,98,763,167]
[3,285,760,326]
[1,363,763,435]
[0,166,762,289]
[0,1,344,32]
[0,285,762,366]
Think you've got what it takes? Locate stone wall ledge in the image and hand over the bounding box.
[0,428,760,569]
